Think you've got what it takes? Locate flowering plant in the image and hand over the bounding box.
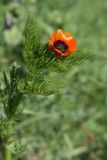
[0,17,89,160]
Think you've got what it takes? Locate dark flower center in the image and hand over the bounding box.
[54,40,68,52]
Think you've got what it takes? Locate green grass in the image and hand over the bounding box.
[0,0,107,159]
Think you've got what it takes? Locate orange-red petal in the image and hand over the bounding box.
[49,32,55,45]
[63,33,73,41]
[64,32,72,38]
[68,39,77,49]
[56,29,64,41]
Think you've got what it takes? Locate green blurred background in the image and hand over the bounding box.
[0,0,107,159]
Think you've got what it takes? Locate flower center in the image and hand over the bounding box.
[54,40,68,52]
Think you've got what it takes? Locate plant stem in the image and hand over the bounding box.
[5,122,12,160]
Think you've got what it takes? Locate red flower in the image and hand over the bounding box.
[48,29,77,58]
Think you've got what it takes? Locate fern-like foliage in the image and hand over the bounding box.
[21,17,90,95]
[0,66,22,119]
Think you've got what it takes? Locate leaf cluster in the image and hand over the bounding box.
[23,17,89,95]
[0,66,22,119]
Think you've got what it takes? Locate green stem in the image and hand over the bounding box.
[5,122,12,160]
